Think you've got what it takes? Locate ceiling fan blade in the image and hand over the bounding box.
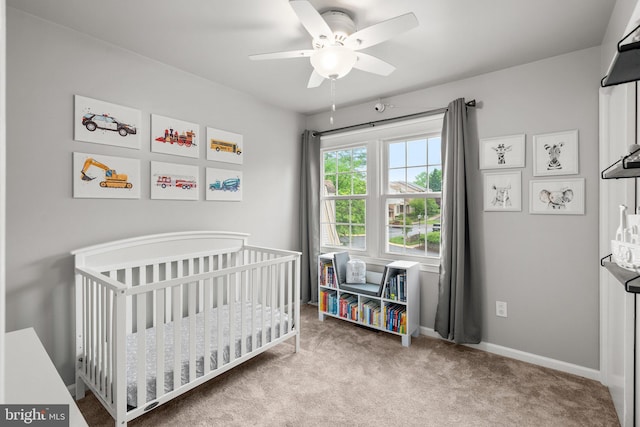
[289,0,333,40]
[345,12,418,50]
[307,70,325,88]
[249,50,314,61]
[353,53,395,76]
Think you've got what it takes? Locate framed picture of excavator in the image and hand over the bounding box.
[74,95,141,149]
[73,152,140,199]
[151,114,200,158]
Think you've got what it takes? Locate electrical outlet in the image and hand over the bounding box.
[496,301,508,318]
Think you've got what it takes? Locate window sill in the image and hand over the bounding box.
[321,251,440,274]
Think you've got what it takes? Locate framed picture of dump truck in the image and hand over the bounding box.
[151,161,199,201]
[73,152,140,199]
[206,127,244,165]
[206,168,242,201]
[151,114,199,158]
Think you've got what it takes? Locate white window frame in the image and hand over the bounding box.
[320,114,444,270]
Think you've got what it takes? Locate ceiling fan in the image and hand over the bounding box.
[249,0,419,88]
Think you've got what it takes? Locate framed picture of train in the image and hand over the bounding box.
[74,95,141,149]
[151,161,199,201]
[206,168,242,201]
[206,127,243,165]
[151,114,200,158]
[73,152,140,199]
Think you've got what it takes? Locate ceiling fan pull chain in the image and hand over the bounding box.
[330,77,336,125]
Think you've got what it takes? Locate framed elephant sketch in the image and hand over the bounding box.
[529,178,585,215]
[532,129,579,176]
[483,171,522,212]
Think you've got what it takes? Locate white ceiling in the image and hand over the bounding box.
[8,0,616,115]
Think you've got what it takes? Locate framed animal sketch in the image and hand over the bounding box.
[479,134,525,169]
[532,130,579,176]
[483,171,522,212]
[529,178,585,215]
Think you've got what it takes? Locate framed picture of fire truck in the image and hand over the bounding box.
[206,127,243,165]
[73,152,140,199]
[74,95,141,149]
[151,161,199,201]
[151,114,200,158]
[206,167,243,202]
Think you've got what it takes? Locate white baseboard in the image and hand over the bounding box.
[420,327,601,382]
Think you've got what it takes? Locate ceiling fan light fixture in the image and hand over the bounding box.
[310,45,357,79]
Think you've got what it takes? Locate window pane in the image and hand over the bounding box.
[428,137,441,165]
[408,167,427,190]
[353,147,367,172]
[336,174,352,195]
[337,150,352,173]
[353,172,366,195]
[324,175,336,195]
[324,152,336,174]
[389,142,405,168]
[388,169,405,193]
[386,197,440,257]
[427,166,442,192]
[407,139,427,167]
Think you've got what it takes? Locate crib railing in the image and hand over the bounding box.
[75,246,300,425]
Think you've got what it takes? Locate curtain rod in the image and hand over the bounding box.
[315,99,476,137]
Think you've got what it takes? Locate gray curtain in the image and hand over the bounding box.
[434,98,481,344]
[300,129,321,304]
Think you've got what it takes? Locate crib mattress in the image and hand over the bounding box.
[126,301,287,407]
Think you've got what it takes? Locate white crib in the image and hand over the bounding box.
[72,231,301,426]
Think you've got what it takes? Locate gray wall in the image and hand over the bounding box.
[307,47,601,369]
[6,9,305,384]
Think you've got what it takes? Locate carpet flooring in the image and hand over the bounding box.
[77,304,620,426]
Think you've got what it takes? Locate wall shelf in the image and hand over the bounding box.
[601,255,640,293]
[601,148,640,179]
[602,24,640,87]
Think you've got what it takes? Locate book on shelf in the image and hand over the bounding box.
[320,289,338,315]
[339,293,358,320]
[384,303,407,333]
[383,271,407,302]
[319,260,337,288]
[360,299,381,327]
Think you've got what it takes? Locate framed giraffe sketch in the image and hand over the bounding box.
[532,129,579,176]
[479,134,525,170]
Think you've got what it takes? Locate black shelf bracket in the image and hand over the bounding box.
[601,254,640,293]
[602,23,640,87]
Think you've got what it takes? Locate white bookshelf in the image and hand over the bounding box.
[317,253,420,346]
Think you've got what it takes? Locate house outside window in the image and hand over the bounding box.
[320,115,444,266]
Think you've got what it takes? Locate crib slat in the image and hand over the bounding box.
[99,285,106,395]
[203,278,211,375]
[188,281,197,382]
[165,262,173,321]
[105,289,113,403]
[229,273,236,363]
[252,267,258,350]
[172,284,182,391]
[136,269,147,406]
[240,270,246,357]
[271,264,276,343]
[287,260,293,334]
[279,263,285,338]
[261,266,266,347]
[155,288,165,398]
[217,276,224,369]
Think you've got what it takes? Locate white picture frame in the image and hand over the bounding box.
[479,134,525,169]
[206,168,243,201]
[529,178,585,215]
[73,152,140,199]
[151,114,199,158]
[532,129,579,176]
[483,171,522,212]
[206,127,244,164]
[74,95,141,149]
[150,161,199,201]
